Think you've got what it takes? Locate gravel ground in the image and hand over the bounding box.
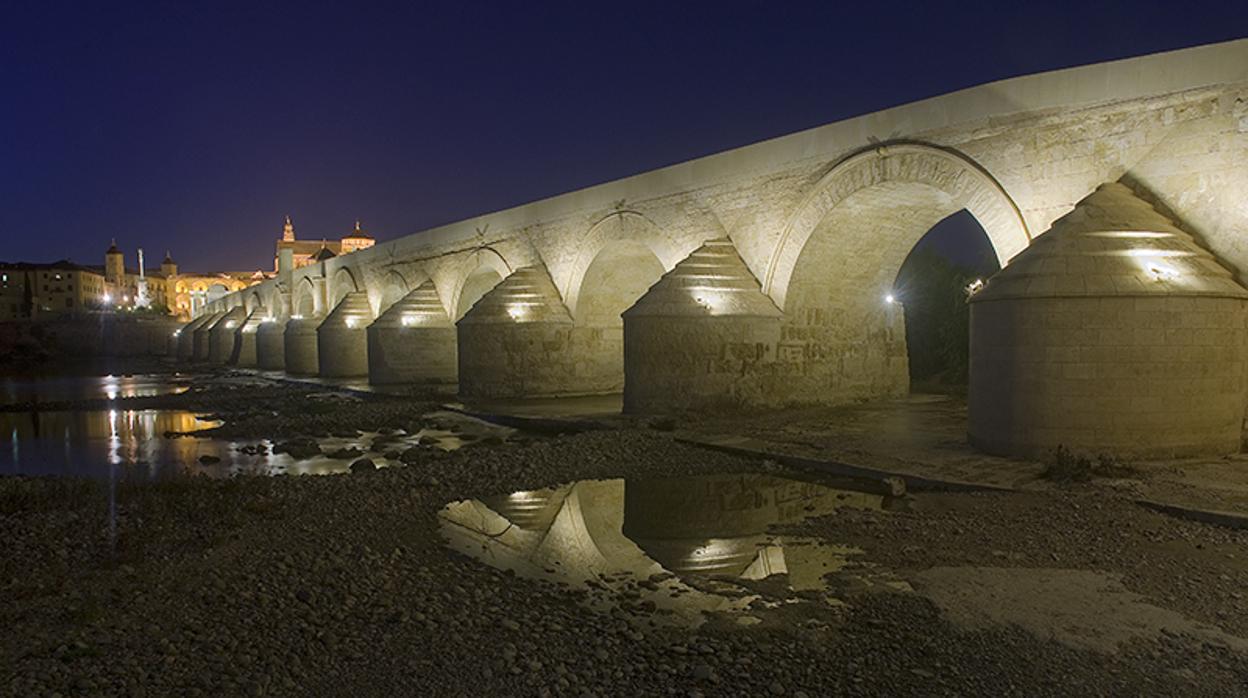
[4,378,1248,696]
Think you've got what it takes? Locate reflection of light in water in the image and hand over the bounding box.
[3,407,466,479]
[104,374,119,401]
[107,409,121,465]
[440,476,909,627]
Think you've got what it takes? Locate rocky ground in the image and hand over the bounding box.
[3,374,1248,696]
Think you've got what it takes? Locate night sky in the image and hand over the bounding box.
[2,1,1243,272]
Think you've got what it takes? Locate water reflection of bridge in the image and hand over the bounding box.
[439,474,905,625]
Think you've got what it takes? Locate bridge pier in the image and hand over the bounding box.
[458,265,594,399]
[256,317,287,370]
[284,317,321,376]
[176,313,213,362]
[968,183,1248,459]
[232,307,267,367]
[208,307,246,364]
[192,311,224,362]
[317,292,371,378]
[367,280,457,385]
[623,240,783,413]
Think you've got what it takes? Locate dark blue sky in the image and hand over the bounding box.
[2,1,1244,272]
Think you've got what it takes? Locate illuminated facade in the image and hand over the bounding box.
[0,262,107,320]
[102,243,272,319]
[274,216,375,271]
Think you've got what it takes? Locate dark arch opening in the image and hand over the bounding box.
[891,209,1000,392]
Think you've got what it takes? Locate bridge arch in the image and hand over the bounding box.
[763,143,1031,405]
[764,143,1029,311]
[452,247,512,320]
[330,267,360,306]
[378,269,418,315]
[564,211,679,321]
[244,290,263,314]
[292,277,318,318]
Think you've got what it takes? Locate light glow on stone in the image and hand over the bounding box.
[1086,231,1173,239]
[1146,262,1179,282]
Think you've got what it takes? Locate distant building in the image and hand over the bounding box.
[1,242,274,322]
[0,261,107,320]
[274,216,375,271]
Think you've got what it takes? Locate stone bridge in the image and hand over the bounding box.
[183,39,1248,424]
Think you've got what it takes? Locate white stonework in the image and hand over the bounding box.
[186,40,1248,427]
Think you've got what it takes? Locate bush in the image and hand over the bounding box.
[1042,445,1136,482]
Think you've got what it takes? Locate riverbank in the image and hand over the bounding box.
[3,376,1248,696]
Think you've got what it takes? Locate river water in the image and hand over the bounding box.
[0,372,464,479]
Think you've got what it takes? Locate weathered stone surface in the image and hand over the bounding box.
[231,307,267,367]
[255,317,287,370]
[368,280,457,385]
[207,306,246,365]
[283,317,321,376]
[184,40,1248,428]
[318,291,372,378]
[624,240,783,412]
[969,184,1248,458]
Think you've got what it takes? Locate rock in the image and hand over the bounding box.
[272,439,321,459]
[349,458,376,473]
[198,455,221,465]
[691,664,716,682]
[880,476,907,497]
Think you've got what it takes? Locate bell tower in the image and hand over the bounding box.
[105,239,125,286]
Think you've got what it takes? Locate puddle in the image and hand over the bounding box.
[439,473,911,627]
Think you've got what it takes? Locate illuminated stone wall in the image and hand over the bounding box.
[187,40,1248,425]
[969,184,1248,458]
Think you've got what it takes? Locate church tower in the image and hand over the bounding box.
[105,239,125,287]
[161,251,178,278]
[161,252,178,315]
